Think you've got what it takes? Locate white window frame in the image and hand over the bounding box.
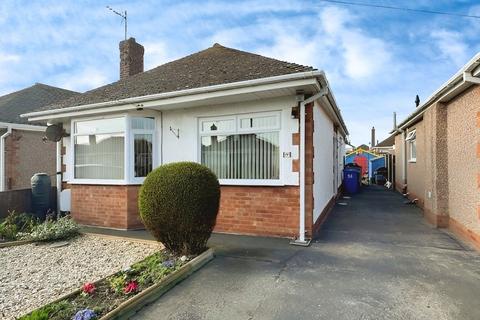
[70,113,157,185]
[406,129,416,162]
[198,111,284,186]
[129,116,156,184]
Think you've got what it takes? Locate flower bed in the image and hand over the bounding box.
[18,248,214,320]
[0,234,159,319]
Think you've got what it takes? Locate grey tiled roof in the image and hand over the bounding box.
[38,43,315,111]
[375,134,395,148]
[0,83,78,125]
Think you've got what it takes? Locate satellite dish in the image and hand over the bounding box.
[45,124,65,142]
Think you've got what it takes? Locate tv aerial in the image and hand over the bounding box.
[106,6,127,40]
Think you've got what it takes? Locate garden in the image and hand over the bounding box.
[1,162,220,320]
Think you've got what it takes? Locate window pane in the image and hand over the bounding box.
[201,119,235,133]
[201,132,279,180]
[132,117,155,130]
[74,134,124,179]
[134,134,153,177]
[240,115,278,129]
[411,140,416,159]
[75,118,125,135]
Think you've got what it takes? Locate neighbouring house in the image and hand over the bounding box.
[22,38,348,243]
[0,83,78,191]
[393,53,480,249]
[372,134,395,155]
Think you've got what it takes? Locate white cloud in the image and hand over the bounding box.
[431,29,469,67]
[143,42,172,70]
[50,67,110,93]
[319,6,392,80]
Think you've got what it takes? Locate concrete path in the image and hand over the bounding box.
[132,186,480,320]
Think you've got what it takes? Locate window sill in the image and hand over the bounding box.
[408,159,417,163]
[67,179,144,186]
[219,179,285,186]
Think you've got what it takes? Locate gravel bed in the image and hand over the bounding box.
[0,234,161,319]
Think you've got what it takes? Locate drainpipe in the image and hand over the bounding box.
[0,126,12,192]
[299,98,307,243]
[401,130,407,186]
[56,141,62,214]
[291,87,329,247]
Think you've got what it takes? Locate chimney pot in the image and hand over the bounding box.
[119,37,144,80]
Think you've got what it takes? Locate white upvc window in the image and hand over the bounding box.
[71,114,156,184]
[406,129,416,162]
[199,111,282,185]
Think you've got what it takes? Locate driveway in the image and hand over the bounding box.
[133,186,480,320]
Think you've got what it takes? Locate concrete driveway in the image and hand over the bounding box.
[133,186,480,320]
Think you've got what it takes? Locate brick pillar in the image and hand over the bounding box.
[423,102,449,227]
[304,103,314,237]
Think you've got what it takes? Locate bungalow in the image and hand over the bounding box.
[0,83,78,191]
[22,38,349,244]
[393,52,480,249]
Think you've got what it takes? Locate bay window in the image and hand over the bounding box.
[199,112,281,182]
[72,115,155,183]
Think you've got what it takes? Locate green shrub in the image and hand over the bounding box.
[20,215,80,242]
[0,211,37,241]
[19,301,71,320]
[139,162,220,255]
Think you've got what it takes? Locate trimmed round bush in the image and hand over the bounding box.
[139,162,220,255]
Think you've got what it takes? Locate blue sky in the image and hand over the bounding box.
[0,0,479,145]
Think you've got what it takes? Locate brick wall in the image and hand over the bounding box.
[4,129,56,190]
[215,186,300,237]
[70,184,143,229]
[70,184,301,237]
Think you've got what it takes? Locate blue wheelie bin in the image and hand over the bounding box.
[343,168,361,194]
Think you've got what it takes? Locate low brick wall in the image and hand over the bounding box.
[70,185,144,229]
[70,184,301,237]
[215,186,300,238]
[0,189,32,219]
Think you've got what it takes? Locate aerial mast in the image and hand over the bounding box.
[106,6,127,40]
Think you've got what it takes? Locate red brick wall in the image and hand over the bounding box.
[305,103,314,237]
[215,186,299,237]
[70,184,301,237]
[70,184,143,229]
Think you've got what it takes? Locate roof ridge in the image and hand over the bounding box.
[33,83,80,95]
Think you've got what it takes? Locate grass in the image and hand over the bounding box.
[19,250,189,320]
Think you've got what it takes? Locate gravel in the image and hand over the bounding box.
[0,234,161,319]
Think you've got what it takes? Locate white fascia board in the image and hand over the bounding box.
[22,71,324,120]
[27,78,319,122]
[0,121,45,131]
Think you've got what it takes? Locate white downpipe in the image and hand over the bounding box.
[299,100,306,243]
[401,130,407,185]
[56,141,62,214]
[0,126,12,192]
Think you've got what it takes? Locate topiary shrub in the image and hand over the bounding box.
[139,162,220,255]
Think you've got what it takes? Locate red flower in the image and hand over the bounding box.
[81,282,96,295]
[123,281,138,294]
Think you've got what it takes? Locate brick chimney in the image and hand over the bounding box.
[119,37,144,80]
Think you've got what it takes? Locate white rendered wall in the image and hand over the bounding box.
[313,100,335,221]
